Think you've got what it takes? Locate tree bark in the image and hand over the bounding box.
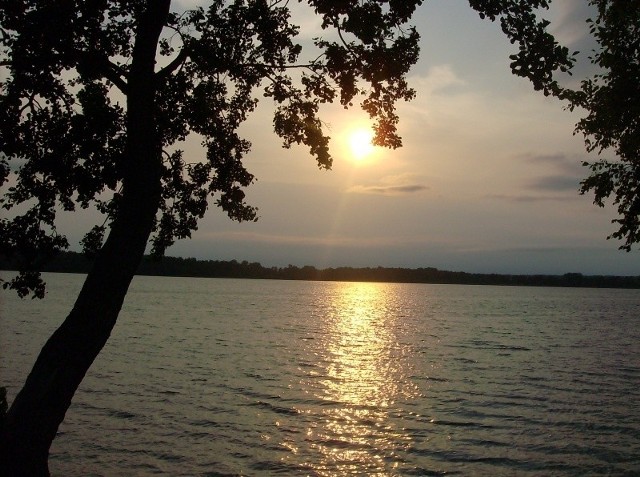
[0,2,171,475]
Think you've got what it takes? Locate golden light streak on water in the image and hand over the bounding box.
[303,282,417,475]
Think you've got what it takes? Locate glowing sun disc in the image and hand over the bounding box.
[349,129,375,160]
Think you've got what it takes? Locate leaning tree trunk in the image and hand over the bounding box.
[0,2,170,475]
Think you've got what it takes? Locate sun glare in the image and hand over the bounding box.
[349,129,375,161]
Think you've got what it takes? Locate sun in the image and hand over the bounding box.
[348,128,375,161]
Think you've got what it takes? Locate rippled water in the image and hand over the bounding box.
[1,273,640,476]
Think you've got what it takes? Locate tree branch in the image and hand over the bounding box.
[77,51,128,93]
[156,46,188,80]
[101,59,128,93]
[337,25,356,55]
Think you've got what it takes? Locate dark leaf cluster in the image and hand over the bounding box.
[573,1,640,250]
[468,0,575,96]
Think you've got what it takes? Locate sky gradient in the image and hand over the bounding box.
[58,0,640,275]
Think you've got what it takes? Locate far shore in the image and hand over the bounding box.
[2,251,639,289]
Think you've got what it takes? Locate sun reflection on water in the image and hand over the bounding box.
[323,283,401,406]
[300,282,418,475]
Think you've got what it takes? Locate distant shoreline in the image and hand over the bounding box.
[2,251,639,289]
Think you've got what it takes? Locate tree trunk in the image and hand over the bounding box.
[0,2,171,475]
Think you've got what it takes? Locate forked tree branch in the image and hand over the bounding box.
[156,46,189,80]
[102,60,128,93]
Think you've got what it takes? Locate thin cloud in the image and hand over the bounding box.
[520,152,585,171]
[528,175,580,192]
[458,244,607,254]
[196,230,428,249]
[347,173,429,196]
[347,184,429,195]
[486,193,578,203]
[409,64,466,96]
[524,153,569,165]
[516,152,586,193]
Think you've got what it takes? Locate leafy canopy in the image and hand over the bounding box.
[0,0,422,296]
[569,1,640,251]
[473,0,640,251]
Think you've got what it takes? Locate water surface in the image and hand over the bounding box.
[1,273,639,475]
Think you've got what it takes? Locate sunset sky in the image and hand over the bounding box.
[60,0,640,275]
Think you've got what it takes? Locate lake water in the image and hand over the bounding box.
[1,273,639,476]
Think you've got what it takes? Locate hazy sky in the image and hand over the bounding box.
[63,1,640,275]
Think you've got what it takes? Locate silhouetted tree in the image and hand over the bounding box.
[0,0,421,474]
[567,1,640,251]
[468,0,640,250]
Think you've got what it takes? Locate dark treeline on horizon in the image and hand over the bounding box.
[1,251,639,289]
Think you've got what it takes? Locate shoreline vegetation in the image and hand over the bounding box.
[1,251,639,289]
